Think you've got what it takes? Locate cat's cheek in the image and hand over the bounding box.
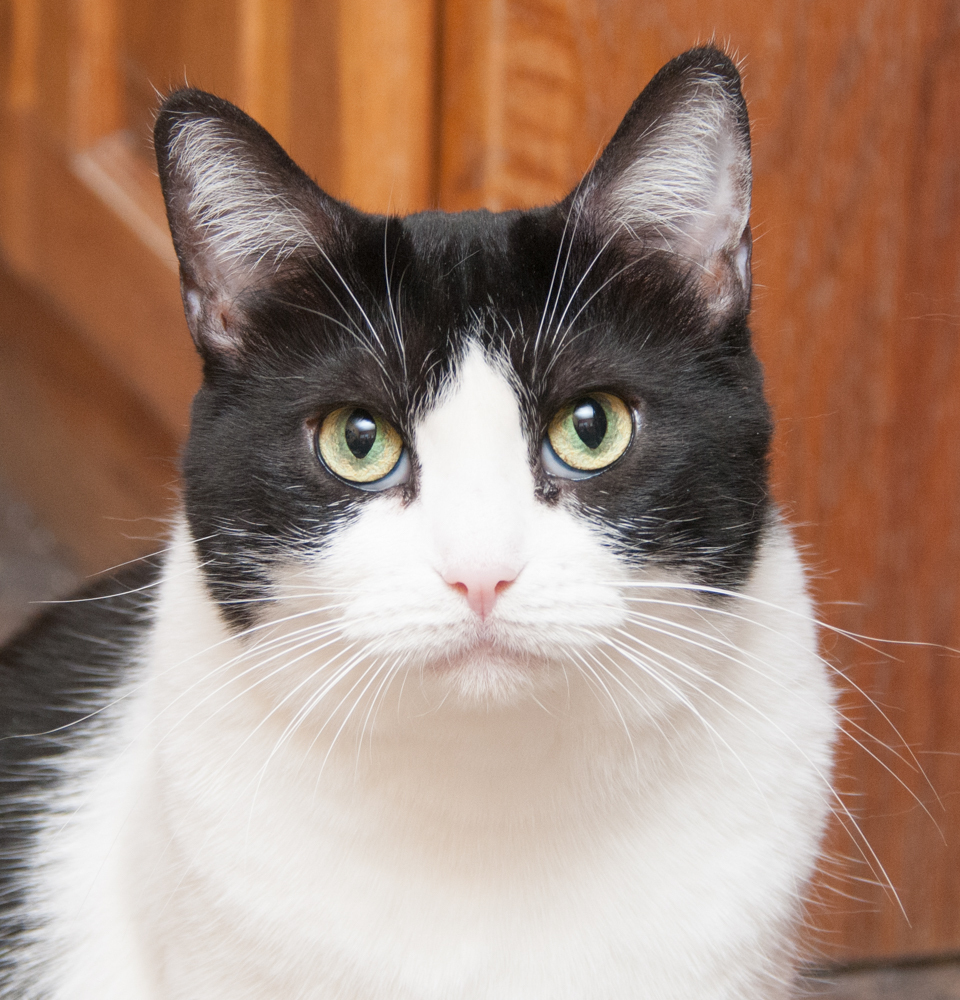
[265,494,465,646]
[262,492,631,668]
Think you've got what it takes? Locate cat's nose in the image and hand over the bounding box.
[442,567,518,620]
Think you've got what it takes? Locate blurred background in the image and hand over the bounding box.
[1,0,959,990]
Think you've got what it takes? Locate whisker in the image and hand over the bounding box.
[602,625,904,915]
[620,588,939,802]
[621,608,941,828]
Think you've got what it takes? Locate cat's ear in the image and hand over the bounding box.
[573,47,753,321]
[155,89,337,357]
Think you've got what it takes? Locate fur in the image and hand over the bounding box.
[0,47,836,999]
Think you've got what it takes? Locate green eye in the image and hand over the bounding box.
[545,392,633,473]
[316,407,404,484]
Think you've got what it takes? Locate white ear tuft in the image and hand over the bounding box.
[166,114,316,275]
[610,75,749,263]
[155,90,337,357]
[576,48,753,321]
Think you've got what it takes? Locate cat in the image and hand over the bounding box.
[0,46,836,999]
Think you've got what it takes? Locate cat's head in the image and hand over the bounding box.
[155,46,771,706]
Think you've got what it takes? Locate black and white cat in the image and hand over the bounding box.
[0,47,836,999]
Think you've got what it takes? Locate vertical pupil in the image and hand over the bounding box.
[344,409,378,458]
[572,398,607,450]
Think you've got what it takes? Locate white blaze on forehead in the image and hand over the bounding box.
[414,345,535,576]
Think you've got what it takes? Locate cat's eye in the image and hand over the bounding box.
[316,407,408,490]
[542,392,634,479]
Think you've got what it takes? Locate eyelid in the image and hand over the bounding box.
[540,437,601,480]
[351,448,411,492]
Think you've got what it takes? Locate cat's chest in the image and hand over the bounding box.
[135,730,753,1000]
[126,623,798,998]
[39,523,831,1000]
[131,723,798,1000]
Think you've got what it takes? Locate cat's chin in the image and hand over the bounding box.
[425,639,556,706]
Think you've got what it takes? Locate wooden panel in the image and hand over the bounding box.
[439,0,960,963]
[122,0,242,147]
[287,0,341,194]
[0,108,199,431]
[1,0,199,434]
[238,0,292,146]
[0,263,178,572]
[3,0,38,112]
[73,0,123,147]
[1,0,442,426]
[32,0,72,137]
[118,0,438,210]
[439,0,582,210]
[337,0,439,212]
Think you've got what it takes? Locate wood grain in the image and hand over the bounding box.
[439,0,583,210]
[338,0,439,212]
[121,0,241,144]
[5,0,39,112]
[0,108,199,432]
[287,0,341,193]
[239,0,292,147]
[72,128,178,270]
[72,0,122,148]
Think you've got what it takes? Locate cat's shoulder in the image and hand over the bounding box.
[0,558,161,994]
[0,557,162,739]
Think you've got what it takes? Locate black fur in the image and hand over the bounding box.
[180,207,770,624]
[0,561,160,987]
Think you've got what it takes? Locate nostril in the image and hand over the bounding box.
[442,567,520,620]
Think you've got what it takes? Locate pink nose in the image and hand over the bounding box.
[443,567,518,619]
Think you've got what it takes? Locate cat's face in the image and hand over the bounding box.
[156,47,771,705]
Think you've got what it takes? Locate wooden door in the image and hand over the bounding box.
[2,0,959,966]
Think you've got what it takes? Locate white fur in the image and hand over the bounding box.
[27,349,835,999]
[594,73,751,278]
[168,115,313,275]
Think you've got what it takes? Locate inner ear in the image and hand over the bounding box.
[570,47,753,322]
[155,89,343,359]
[182,278,245,357]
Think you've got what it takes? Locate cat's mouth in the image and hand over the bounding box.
[431,631,540,675]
